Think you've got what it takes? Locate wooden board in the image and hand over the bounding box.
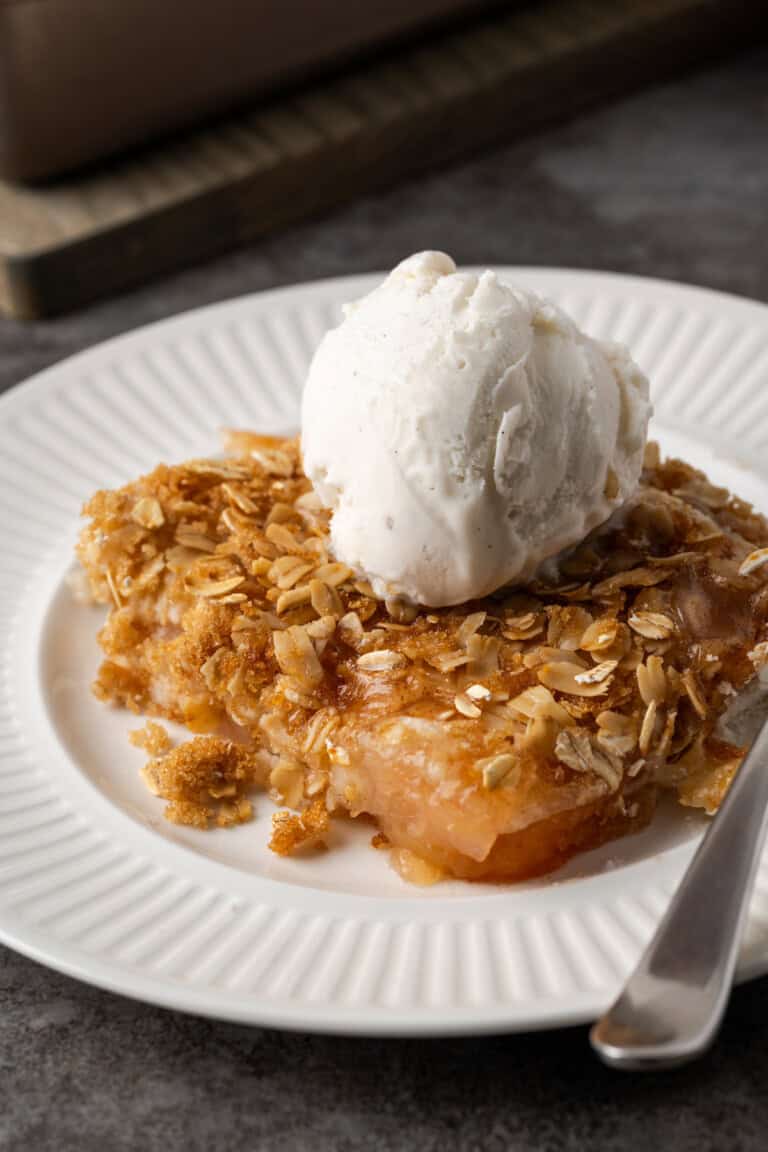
[0,0,763,320]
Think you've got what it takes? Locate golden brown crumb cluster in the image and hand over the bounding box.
[141,736,257,828]
[129,721,172,756]
[76,435,768,879]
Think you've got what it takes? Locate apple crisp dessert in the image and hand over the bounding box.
[75,434,768,882]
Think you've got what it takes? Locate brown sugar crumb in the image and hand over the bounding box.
[142,736,257,828]
[93,660,149,713]
[129,721,172,756]
[371,832,390,850]
[269,797,330,856]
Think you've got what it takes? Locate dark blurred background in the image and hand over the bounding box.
[0,0,765,324]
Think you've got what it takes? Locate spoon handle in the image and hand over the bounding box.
[591,718,768,1069]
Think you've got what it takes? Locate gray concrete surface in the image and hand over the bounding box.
[1,46,768,1152]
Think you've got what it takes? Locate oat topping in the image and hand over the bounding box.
[76,435,768,881]
[140,737,257,828]
[628,610,676,639]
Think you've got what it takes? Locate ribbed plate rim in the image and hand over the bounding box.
[2,266,768,1035]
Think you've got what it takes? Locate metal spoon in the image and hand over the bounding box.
[591,717,768,1069]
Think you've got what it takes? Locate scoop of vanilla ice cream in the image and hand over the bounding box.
[301,252,651,607]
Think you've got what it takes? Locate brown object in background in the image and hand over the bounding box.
[0,0,492,182]
[0,0,765,321]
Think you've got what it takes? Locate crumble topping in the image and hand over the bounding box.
[129,720,172,756]
[75,435,768,881]
[140,736,257,828]
[268,798,330,856]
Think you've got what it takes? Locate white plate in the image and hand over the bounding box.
[2,268,768,1036]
